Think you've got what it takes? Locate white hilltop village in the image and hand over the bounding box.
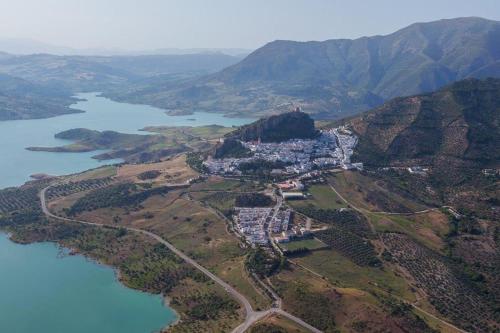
[203,125,363,247]
[203,126,363,177]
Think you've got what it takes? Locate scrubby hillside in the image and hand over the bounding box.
[351,78,499,177]
[349,78,499,218]
[0,73,77,120]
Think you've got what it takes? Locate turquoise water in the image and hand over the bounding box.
[0,92,252,188]
[0,95,253,331]
[0,233,176,333]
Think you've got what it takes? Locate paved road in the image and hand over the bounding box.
[266,195,284,255]
[40,183,322,333]
[232,308,322,333]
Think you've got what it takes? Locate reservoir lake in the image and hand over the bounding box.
[0,94,253,332]
[0,92,252,189]
[0,233,174,333]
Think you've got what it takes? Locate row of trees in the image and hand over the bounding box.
[315,227,381,267]
[68,183,170,215]
[46,177,113,199]
[234,193,274,207]
[381,232,496,333]
[0,186,41,214]
[296,206,373,238]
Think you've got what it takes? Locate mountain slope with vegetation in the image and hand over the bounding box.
[348,78,499,218]
[107,17,500,119]
[351,78,499,179]
[0,73,77,120]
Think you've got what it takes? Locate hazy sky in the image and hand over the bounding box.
[1,0,499,51]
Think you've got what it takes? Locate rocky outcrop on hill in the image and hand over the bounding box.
[230,110,318,143]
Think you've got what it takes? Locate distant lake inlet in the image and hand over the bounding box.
[0,92,252,189]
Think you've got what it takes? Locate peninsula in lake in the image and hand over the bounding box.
[1,7,499,333]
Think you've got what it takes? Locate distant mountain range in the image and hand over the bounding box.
[0,52,243,91]
[0,38,251,57]
[0,52,243,120]
[2,17,500,122]
[108,17,500,119]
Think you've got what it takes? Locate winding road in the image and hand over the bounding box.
[39,183,322,333]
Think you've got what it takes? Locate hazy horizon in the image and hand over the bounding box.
[1,0,499,55]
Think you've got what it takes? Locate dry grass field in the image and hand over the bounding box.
[116,155,198,184]
[271,264,432,333]
[67,165,118,182]
[369,211,450,253]
[289,184,347,210]
[291,248,414,301]
[328,171,429,213]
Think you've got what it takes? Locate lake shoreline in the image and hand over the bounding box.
[0,228,179,332]
[0,92,252,331]
[0,92,252,189]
